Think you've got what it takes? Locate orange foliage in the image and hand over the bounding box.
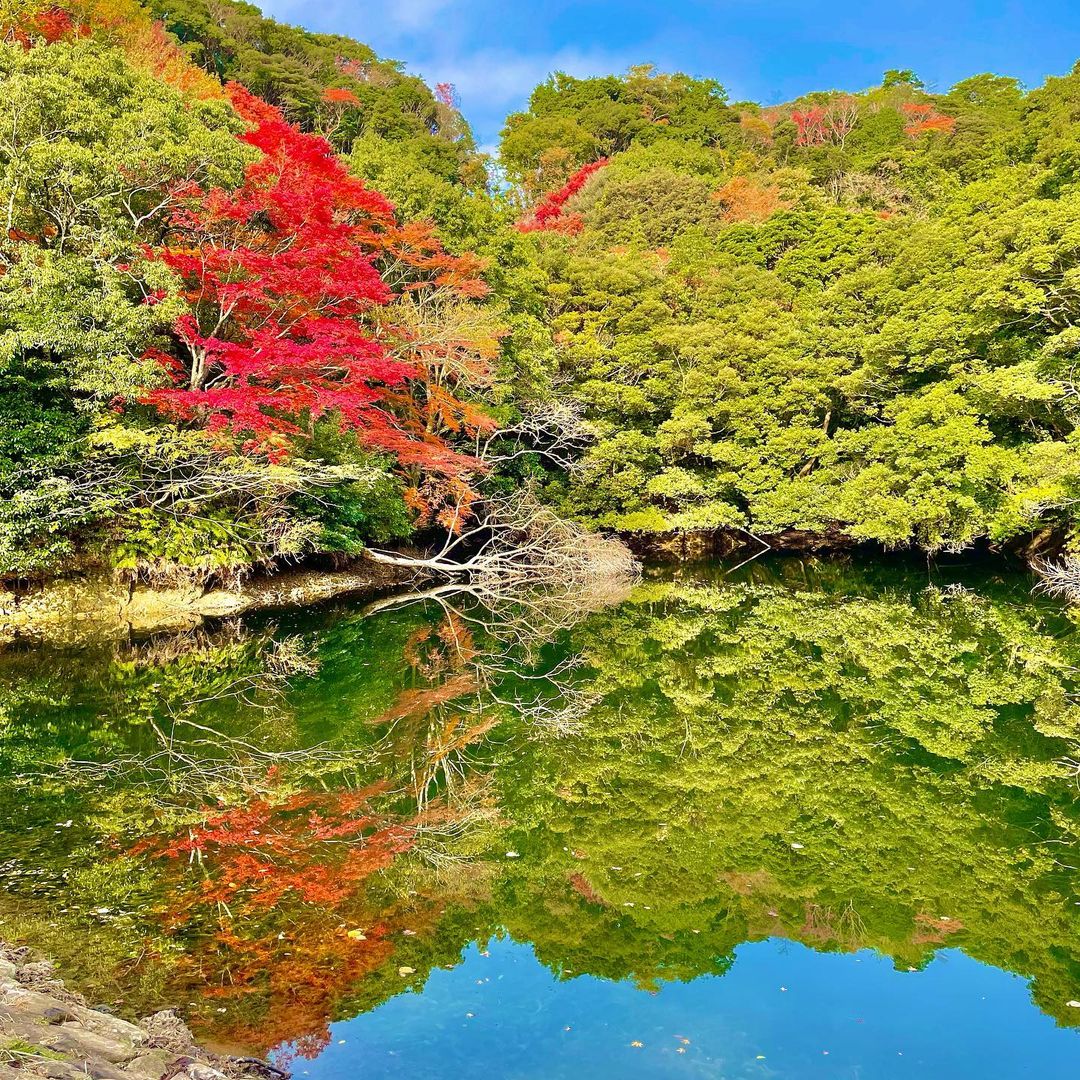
[142,782,414,916]
[4,0,222,98]
[369,672,479,726]
[568,872,608,906]
[403,614,478,675]
[323,86,360,106]
[912,912,965,945]
[712,176,790,223]
[120,17,222,98]
[901,102,956,137]
[127,778,429,1056]
[402,474,483,534]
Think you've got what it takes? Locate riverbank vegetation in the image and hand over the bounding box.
[5,0,1080,587]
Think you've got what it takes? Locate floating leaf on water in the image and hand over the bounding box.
[630,1041,644,1048]
[346,929,367,941]
[398,966,415,976]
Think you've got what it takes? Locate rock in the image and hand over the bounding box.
[41,1064,90,1080]
[13,961,83,1004]
[70,1005,146,1046]
[0,561,427,647]
[123,1049,184,1080]
[39,1025,138,1064]
[16,960,64,992]
[40,1063,127,1080]
[0,944,30,966]
[180,1065,230,1080]
[84,1065,131,1080]
[45,1006,81,1025]
[139,1011,195,1054]
[0,941,287,1080]
[0,983,73,1019]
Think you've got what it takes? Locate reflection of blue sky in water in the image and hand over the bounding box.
[284,937,1080,1079]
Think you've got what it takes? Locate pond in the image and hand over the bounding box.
[1,555,1080,1078]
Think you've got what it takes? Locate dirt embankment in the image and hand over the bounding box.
[0,558,427,647]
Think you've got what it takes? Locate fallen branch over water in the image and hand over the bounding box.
[363,490,640,589]
[1034,556,1080,602]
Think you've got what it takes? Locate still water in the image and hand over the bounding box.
[1,556,1079,1078]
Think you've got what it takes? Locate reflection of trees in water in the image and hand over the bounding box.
[3,561,1080,1052]
[492,571,1080,1027]
[0,577,626,1057]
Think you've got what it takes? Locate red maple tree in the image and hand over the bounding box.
[3,3,88,46]
[516,158,609,233]
[791,96,859,148]
[144,84,488,469]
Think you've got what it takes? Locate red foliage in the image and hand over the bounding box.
[791,106,827,147]
[135,778,422,1058]
[515,158,609,233]
[901,102,956,137]
[4,4,88,47]
[435,81,458,109]
[791,96,859,148]
[29,5,74,40]
[144,85,488,469]
[145,781,415,915]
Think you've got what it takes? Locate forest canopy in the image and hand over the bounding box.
[4,0,1080,584]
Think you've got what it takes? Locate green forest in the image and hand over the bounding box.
[6,0,1080,588]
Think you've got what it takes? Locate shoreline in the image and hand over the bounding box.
[0,524,1061,648]
[0,557,429,648]
[0,941,286,1080]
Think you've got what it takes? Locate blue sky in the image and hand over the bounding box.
[257,0,1080,149]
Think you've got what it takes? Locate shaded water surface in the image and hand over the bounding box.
[1,555,1080,1077]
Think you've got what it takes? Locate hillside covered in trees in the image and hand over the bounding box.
[504,66,1080,550]
[5,0,1080,587]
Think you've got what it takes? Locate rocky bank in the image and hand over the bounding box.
[0,944,285,1080]
[0,557,426,647]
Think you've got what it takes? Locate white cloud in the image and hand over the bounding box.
[383,0,458,32]
[256,0,458,38]
[417,45,639,112]
[245,2,648,141]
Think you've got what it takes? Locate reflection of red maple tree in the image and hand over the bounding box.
[143,781,414,915]
[135,781,417,1058]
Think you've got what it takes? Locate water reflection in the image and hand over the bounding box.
[0,556,1079,1062]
